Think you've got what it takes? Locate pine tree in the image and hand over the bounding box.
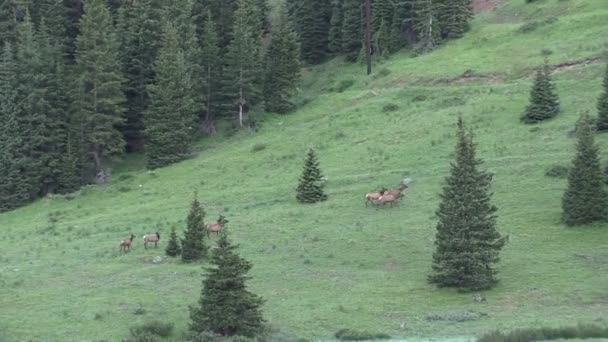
[389,0,416,52]
[263,5,300,114]
[429,118,505,291]
[63,0,84,61]
[165,225,182,257]
[189,228,265,337]
[521,61,560,124]
[0,43,29,211]
[436,0,472,39]
[296,148,328,204]
[372,0,393,33]
[221,0,263,127]
[328,0,343,53]
[181,193,208,262]
[596,64,608,131]
[145,22,196,169]
[0,0,18,46]
[562,114,608,226]
[193,0,238,52]
[414,0,441,53]
[199,11,221,135]
[341,0,362,61]
[73,0,126,175]
[290,0,332,64]
[116,0,163,152]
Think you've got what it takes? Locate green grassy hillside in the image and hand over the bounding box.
[1,0,608,341]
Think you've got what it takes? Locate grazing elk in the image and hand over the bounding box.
[385,183,408,199]
[365,189,386,207]
[143,232,160,249]
[207,215,228,237]
[377,193,400,207]
[119,234,136,253]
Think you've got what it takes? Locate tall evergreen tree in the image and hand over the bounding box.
[72,0,126,175]
[221,0,263,127]
[521,61,560,124]
[429,118,505,291]
[199,11,221,134]
[562,114,608,226]
[328,0,343,53]
[389,0,416,52]
[596,63,608,131]
[63,0,84,61]
[413,0,441,52]
[436,0,472,39]
[145,22,196,169]
[0,43,29,211]
[0,0,18,45]
[289,0,332,64]
[189,228,265,337]
[165,225,182,257]
[341,0,362,61]
[181,193,208,262]
[263,6,300,114]
[372,0,393,32]
[193,0,238,52]
[296,148,328,203]
[116,0,163,152]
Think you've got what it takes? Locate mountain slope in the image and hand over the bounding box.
[1,0,607,340]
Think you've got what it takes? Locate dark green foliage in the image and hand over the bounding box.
[0,0,18,46]
[372,0,393,58]
[221,0,263,127]
[116,0,163,152]
[340,0,361,60]
[73,0,126,174]
[165,225,182,257]
[596,63,608,131]
[189,228,265,337]
[521,61,560,123]
[334,329,391,341]
[436,0,472,39]
[413,0,442,53]
[562,114,608,226]
[296,148,328,204]
[289,0,332,64]
[545,164,569,178]
[63,0,84,61]
[129,320,174,340]
[429,118,505,291]
[193,0,238,52]
[199,11,222,134]
[263,6,301,113]
[478,324,608,342]
[145,22,196,169]
[328,0,343,53]
[181,193,208,262]
[389,1,415,52]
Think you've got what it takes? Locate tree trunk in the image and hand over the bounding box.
[364,0,372,75]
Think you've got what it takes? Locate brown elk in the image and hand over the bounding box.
[377,193,400,207]
[207,215,228,237]
[119,234,136,253]
[385,183,408,199]
[365,189,386,207]
[143,232,160,249]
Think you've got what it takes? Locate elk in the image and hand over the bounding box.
[365,189,386,207]
[385,183,408,199]
[207,215,228,237]
[143,232,160,249]
[377,193,400,207]
[119,234,136,253]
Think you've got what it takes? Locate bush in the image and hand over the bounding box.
[478,324,608,342]
[382,103,399,112]
[518,21,541,33]
[335,79,355,93]
[426,310,486,322]
[545,165,569,178]
[252,143,267,153]
[334,329,390,341]
[129,320,174,339]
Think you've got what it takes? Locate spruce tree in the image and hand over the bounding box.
[189,228,265,337]
[290,0,332,64]
[521,61,560,124]
[296,148,328,203]
[436,0,472,39]
[165,225,182,257]
[596,63,608,131]
[182,193,208,262]
[328,0,343,53]
[429,118,505,291]
[193,0,238,52]
[263,6,301,114]
[562,114,608,226]
[145,22,196,169]
[221,0,263,127]
[199,11,221,134]
[414,0,441,53]
[341,0,362,61]
[389,1,415,52]
[0,0,18,46]
[73,0,126,174]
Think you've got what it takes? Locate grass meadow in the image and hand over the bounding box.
[1,0,607,340]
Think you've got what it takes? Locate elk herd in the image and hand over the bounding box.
[119,179,410,253]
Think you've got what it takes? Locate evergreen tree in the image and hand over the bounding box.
[0,0,18,46]
[562,114,608,226]
[145,22,196,169]
[341,0,362,61]
[189,228,265,337]
[116,0,163,152]
[521,61,560,124]
[63,0,84,61]
[296,148,328,203]
[0,43,29,211]
[429,118,505,291]
[372,0,393,33]
[289,0,332,64]
[263,6,300,114]
[221,0,263,127]
[328,0,343,53]
[181,193,208,262]
[436,0,472,39]
[193,0,238,52]
[199,11,221,134]
[389,0,416,52]
[73,0,126,175]
[596,63,608,131]
[413,0,441,52]
[165,225,182,257]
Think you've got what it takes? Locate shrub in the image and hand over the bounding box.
[335,79,355,93]
[118,186,131,193]
[252,143,267,153]
[545,165,569,178]
[373,68,391,79]
[117,173,134,181]
[382,103,399,112]
[426,310,486,322]
[132,305,146,315]
[334,329,390,341]
[478,324,608,342]
[129,320,174,339]
[518,21,541,33]
[540,49,553,56]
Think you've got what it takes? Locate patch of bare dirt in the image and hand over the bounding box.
[473,0,509,13]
